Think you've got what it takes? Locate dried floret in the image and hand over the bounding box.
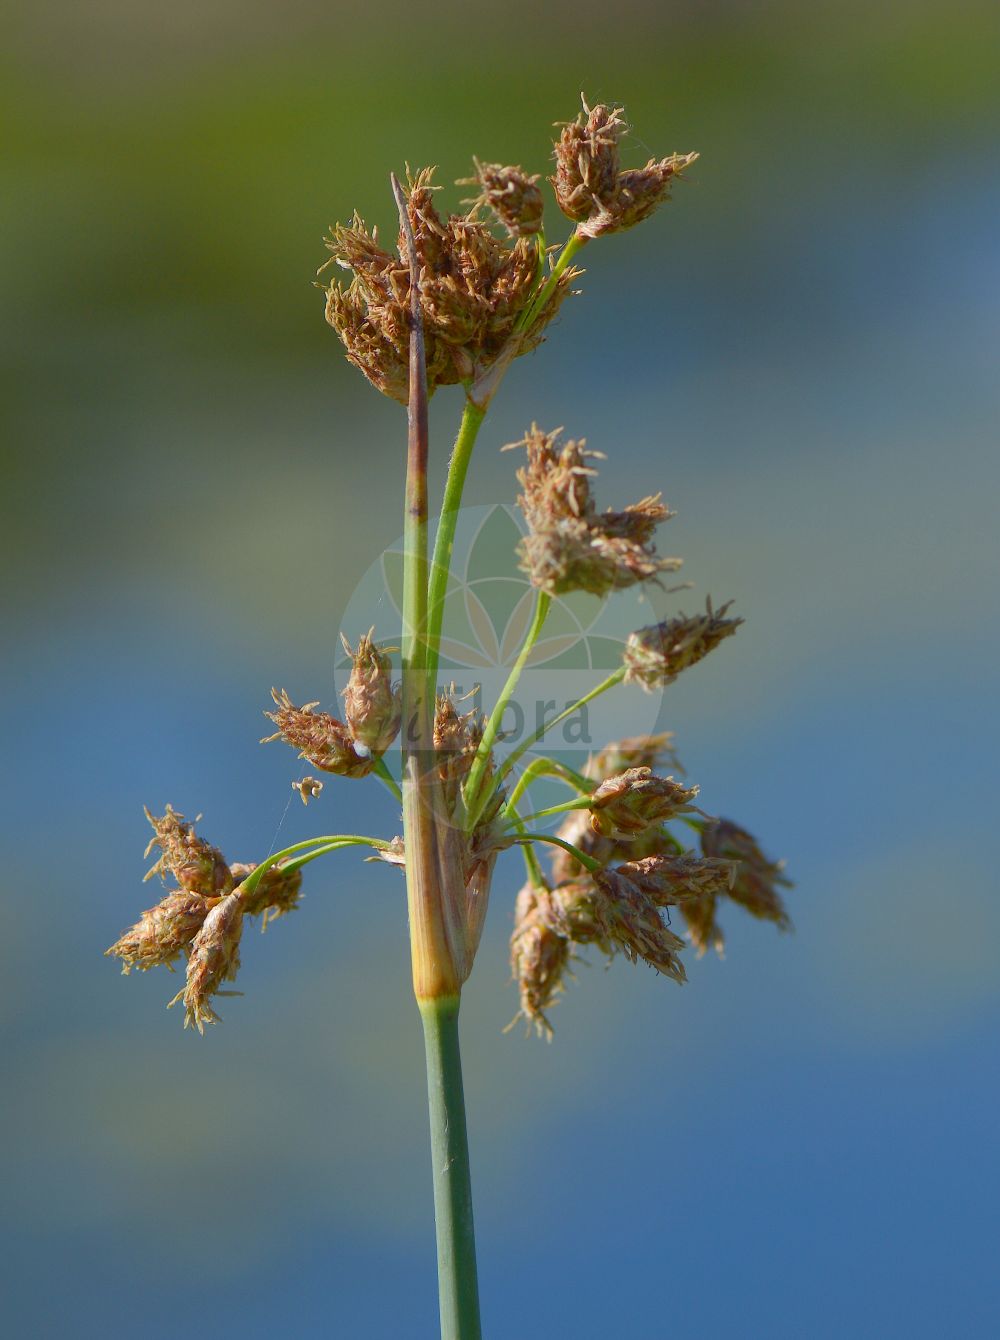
[463,160,544,237]
[263,688,374,778]
[623,600,742,691]
[510,425,681,596]
[701,819,792,928]
[105,890,211,974]
[169,889,245,1033]
[589,767,700,839]
[230,860,304,928]
[552,96,697,238]
[341,629,401,755]
[143,805,232,898]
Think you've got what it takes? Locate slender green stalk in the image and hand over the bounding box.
[463,590,551,830]
[513,832,604,875]
[502,756,594,817]
[427,399,487,687]
[504,799,547,887]
[513,796,593,827]
[239,835,389,895]
[515,230,587,334]
[372,754,403,802]
[499,665,626,784]
[419,996,482,1340]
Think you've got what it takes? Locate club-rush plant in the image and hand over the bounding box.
[107,96,792,1340]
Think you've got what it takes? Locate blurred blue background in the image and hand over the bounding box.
[3,1,998,1335]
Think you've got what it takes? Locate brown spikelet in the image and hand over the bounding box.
[592,867,687,982]
[230,861,304,928]
[623,599,743,691]
[106,890,212,974]
[509,883,572,1037]
[143,805,232,898]
[263,688,374,778]
[341,629,401,755]
[701,819,793,928]
[463,160,544,237]
[552,96,697,238]
[589,767,700,840]
[169,889,245,1033]
[510,425,682,596]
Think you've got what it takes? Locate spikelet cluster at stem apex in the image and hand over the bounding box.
[510,425,681,596]
[321,170,571,404]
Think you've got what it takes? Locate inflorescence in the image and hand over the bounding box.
[107,96,790,1037]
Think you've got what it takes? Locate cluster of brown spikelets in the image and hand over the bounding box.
[105,806,303,1032]
[511,734,792,1035]
[107,95,791,1038]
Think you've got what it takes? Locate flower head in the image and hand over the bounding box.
[623,599,743,691]
[592,866,688,982]
[169,888,246,1033]
[322,170,569,403]
[230,860,304,928]
[510,425,681,596]
[263,688,373,778]
[589,766,700,839]
[701,819,792,928]
[552,96,697,238]
[106,890,212,974]
[510,883,572,1037]
[143,805,232,897]
[341,629,401,756]
[464,160,544,237]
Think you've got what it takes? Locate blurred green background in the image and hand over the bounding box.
[3,1,999,1335]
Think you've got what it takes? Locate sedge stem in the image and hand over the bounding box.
[419,996,482,1340]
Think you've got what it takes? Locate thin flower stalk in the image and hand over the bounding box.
[462,589,551,830]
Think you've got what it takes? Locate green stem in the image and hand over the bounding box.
[505,800,546,887]
[502,756,594,817]
[419,996,482,1340]
[427,399,487,688]
[372,754,403,802]
[499,665,626,784]
[516,230,587,334]
[239,835,389,894]
[463,589,551,830]
[513,797,593,827]
[513,832,604,875]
